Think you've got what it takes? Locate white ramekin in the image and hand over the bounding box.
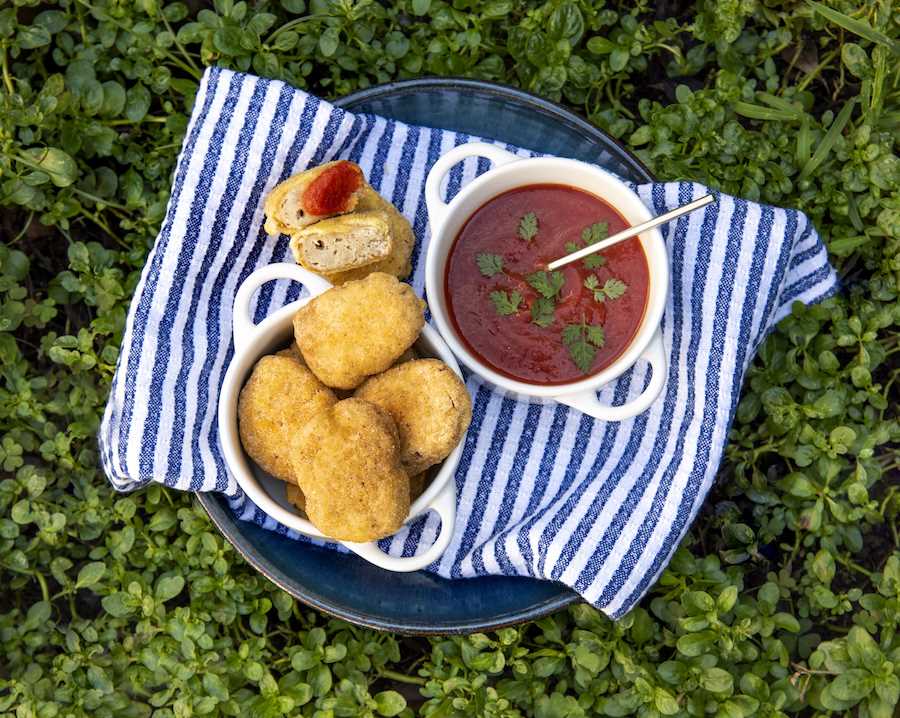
[218,262,459,572]
[424,142,668,421]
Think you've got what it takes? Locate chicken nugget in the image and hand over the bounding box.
[292,398,409,542]
[285,481,306,513]
[290,210,393,274]
[264,160,365,235]
[317,187,414,284]
[238,354,337,481]
[355,359,472,475]
[293,272,425,389]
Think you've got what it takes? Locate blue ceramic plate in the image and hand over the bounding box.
[197,78,654,634]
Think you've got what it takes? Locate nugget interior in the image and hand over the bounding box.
[292,210,392,273]
[263,160,364,235]
[317,187,414,284]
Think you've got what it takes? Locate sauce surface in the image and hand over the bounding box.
[445,184,649,385]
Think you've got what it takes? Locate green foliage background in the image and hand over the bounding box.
[1,0,899,715]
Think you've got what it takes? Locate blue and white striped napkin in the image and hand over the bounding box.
[99,67,839,618]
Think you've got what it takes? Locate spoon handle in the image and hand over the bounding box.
[546,194,715,271]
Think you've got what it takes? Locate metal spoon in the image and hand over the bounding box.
[546,194,715,271]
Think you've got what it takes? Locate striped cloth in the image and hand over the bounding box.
[98,67,839,618]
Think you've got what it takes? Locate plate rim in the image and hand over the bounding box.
[197,76,656,635]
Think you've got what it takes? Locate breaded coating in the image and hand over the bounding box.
[286,481,307,513]
[276,344,305,365]
[409,471,429,502]
[238,354,337,481]
[292,272,426,389]
[317,187,414,284]
[264,160,364,235]
[291,398,410,542]
[355,359,472,475]
[290,210,393,273]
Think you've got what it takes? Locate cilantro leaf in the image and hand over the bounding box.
[602,278,627,299]
[582,222,609,245]
[562,323,583,346]
[586,325,605,347]
[490,290,522,315]
[527,270,565,299]
[565,228,607,269]
[530,297,555,327]
[518,212,538,241]
[584,275,627,302]
[567,339,596,374]
[476,253,504,277]
[562,319,605,373]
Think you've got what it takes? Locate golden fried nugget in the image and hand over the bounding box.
[264,160,365,235]
[285,481,307,513]
[291,398,410,542]
[317,187,414,284]
[238,354,337,481]
[292,272,426,390]
[355,359,472,475]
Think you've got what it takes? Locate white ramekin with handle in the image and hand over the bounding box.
[424,142,668,421]
[218,262,459,572]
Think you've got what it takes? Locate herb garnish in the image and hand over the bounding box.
[584,275,627,302]
[564,222,609,269]
[562,318,606,373]
[530,297,556,327]
[518,212,538,241]
[490,290,522,315]
[526,270,565,299]
[582,221,609,245]
[476,253,504,277]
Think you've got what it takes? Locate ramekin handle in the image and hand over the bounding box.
[557,328,667,421]
[425,142,521,228]
[232,263,332,352]
[341,478,456,572]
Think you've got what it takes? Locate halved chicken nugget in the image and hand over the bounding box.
[238,354,336,482]
[293,272,425,390]
[317,187,415,284]
[290,210,393,274]
[355,359,472,475]
[264,160,365,235]
[291,398,410,542]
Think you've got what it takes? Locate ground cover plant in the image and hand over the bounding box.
[1,0,899,715]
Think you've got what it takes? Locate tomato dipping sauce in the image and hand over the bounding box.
[444,184,649,385]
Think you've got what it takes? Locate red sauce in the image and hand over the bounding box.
[445,184,649,385]
[303,161,363,215]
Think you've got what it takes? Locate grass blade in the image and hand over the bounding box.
[806,0,900,54]
[800,98,857,180]
[796,116,812,168]
[734,101,803,122]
